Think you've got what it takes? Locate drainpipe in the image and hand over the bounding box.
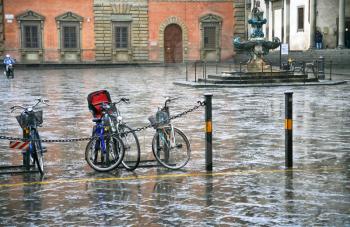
[309,0,316,49]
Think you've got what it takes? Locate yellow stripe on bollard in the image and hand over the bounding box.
[206,121,212,133]
[284,119,293,130]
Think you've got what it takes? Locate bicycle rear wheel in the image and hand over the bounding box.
[152,126,191,170]
[119,124,141,171]
[31,129,44,175]
[85,134,124,172]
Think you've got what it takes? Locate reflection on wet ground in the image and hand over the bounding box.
[0,66,349,225]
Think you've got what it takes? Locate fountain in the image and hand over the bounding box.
[233,0,280,72]
[173,0,340,87]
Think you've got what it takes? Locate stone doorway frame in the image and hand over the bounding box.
[159,16,188,63]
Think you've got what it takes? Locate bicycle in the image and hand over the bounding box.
[85,90,125,172]
[282,58,305,73]
[148,97,191,170]
[109,98,141,171]
[10,98,49,175]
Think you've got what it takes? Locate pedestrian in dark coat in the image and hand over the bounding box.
[315,30,323,49]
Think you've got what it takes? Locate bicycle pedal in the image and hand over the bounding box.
[124,145,131,150]
[175,144,183,148]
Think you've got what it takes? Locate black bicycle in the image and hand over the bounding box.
[149,97,191,170]
[109,98,141,171]
[10,98,49,175]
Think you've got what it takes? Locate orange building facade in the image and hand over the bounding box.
[1,0,235,63]
[149,0,234,63]
[2,0,95,63]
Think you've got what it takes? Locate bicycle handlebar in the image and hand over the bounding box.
[114,97,130,105]
[10,98,49,112]
[164,97,179,107]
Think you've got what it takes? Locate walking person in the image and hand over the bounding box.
[315,30,323,49]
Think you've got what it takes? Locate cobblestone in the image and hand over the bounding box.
[0,66,349,225]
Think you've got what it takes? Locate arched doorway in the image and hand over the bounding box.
[164,24,183,63]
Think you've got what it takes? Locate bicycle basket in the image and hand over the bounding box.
[148,110,169,129]
[87,90,112,118]
[34,110,43,125]
[16,110,43,128]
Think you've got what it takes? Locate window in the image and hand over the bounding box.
[16,10,44,50]
[199,14,222,61]
[23,24,39,48]
[62,24,78,49]
[204,26,216,49]
[55,12,83,51]
[113,23,130,49]
[297,7,304,31]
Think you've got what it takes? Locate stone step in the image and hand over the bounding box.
[198,77,318,84]
[207,73,307,80]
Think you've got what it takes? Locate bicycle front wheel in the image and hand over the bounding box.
[85,134,124,172]
[119,124,141,171]
[152,127,191,170]
[31,129,44,175]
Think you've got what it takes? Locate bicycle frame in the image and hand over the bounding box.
[91,102,117,155]
[154,98,179,152]
[93,122,108,154]
[157,124,176,148]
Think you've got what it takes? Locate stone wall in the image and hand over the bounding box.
[3,0,95,63]
[234,49,350,68]
[94,0,149,62]
[0,0,4,56]
[317,0,350,49]
[233,0,246,41]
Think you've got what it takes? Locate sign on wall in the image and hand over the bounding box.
[5,14,14,23]
[281,43,289,55]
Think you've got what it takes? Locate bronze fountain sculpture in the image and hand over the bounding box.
[233,0,280,72]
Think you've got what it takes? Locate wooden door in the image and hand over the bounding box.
[164,24,183,63]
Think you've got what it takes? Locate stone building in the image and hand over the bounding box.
[247,0,350,50]
[0,0,237,63]
[94,0,149,62]
[148,0,234,63]
[0,0,3,56]
[1,0,95,63]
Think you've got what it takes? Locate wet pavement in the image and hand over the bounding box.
[0,65,349,226]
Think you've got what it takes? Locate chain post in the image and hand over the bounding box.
[205,93,213,171]
[285,91,293,168]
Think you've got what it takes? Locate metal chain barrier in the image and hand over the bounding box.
[0,100,206,143]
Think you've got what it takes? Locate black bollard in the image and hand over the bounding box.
[205,93,213,171]
[285,92,293,168]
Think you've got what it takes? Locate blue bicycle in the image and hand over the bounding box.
[85,91,125,172]
[10,98,49,175]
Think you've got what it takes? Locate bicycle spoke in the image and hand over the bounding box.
[152,127,191,170]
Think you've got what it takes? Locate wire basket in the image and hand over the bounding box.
[148,110,169,129]
[16,110,43,128]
